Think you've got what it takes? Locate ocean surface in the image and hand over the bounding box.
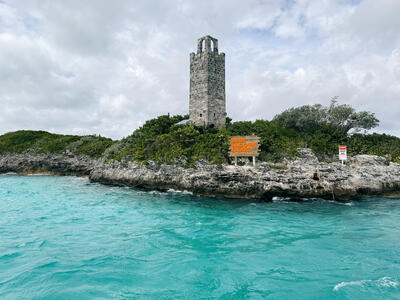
[0,175,399,299]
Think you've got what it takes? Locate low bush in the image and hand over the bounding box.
[0,130,114,158]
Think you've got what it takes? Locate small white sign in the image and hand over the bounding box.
[339,145,347,161]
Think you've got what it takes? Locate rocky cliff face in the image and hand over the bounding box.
[0,151,96,176]
[89,149,400,201]
[1,149,400,201]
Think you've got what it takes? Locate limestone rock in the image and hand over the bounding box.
[0,152,95,175]
[350,155,387,167]
[1,148,400,201]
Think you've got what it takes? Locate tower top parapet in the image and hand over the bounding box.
[196,35,219,54]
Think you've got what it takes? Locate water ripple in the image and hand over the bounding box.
[0,175,400,299]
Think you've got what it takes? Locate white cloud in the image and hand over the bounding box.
[236,1,282,30]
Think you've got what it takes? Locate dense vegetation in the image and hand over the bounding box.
[105,111,399,165]
[0,102,399,165]
[0,130,114,158]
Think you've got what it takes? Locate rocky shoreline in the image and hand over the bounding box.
[0,151,96,176]
[1,149,400,201]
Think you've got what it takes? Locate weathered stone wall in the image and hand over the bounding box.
[189,35,226,128]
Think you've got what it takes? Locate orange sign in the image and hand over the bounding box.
[230,136,260,157]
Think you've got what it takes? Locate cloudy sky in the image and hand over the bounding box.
[0,0,399,139]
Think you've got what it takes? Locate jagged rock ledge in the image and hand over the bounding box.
[1,149,400,201]
[0,151,96,176]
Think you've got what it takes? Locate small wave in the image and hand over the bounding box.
[148,190,166,195]
[333,280,370,291]
[0,252,21,260]
[334,277,399,291]
[38,240,48,248]
[272,197,292,202]
[327,200,354,206]
[377,277,399,288]
[167,188,193,195]
[27,173,52,176]
[272,197,329,202]
[36,260,58,269]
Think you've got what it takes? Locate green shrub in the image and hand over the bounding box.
[1,109,399,165]
[0,131,114,158]
[106,114,400,165]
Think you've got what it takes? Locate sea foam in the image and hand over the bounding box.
[334,277,399,291]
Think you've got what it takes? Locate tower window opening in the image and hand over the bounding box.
[200,113,202,117]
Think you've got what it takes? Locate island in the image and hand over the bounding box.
[1,103,399,201]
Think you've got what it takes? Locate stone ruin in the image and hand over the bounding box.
[188,35,226,128]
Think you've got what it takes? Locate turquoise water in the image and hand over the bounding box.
[0,175,399,299]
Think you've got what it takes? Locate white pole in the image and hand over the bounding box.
[253,156,255,167]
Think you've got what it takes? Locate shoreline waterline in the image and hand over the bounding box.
[2,150,400,201]
[3,172,400,203]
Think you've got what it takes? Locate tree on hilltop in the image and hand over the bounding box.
[272,97,379,135]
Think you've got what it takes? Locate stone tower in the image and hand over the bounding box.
[189,35,226,128]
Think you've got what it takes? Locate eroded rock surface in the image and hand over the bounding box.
[89,148,400,200]
[1,149,400,200]
[0,151,96,176]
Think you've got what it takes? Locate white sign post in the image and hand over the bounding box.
[339,145,347,165]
